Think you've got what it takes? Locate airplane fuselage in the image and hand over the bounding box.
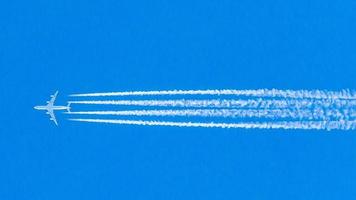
[34,105,69,111]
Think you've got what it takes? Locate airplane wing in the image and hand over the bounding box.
[48,91,58,106]
[47,110,58,126]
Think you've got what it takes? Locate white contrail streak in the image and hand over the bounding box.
[70,89,356,99]
[69,118,356,130]
[67,89,356,130]
[68,99,356,108]
[66,109,355,120]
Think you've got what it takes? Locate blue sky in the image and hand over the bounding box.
[1,0,356,199]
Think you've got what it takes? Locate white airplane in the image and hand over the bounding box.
[34,91,71,125]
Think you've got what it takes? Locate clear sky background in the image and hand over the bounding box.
[1,0,356,199]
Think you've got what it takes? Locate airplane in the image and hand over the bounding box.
[34,91,71,125]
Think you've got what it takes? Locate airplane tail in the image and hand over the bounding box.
[67,102,71,113]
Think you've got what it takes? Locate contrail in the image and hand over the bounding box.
[68,99,356,109]
[67,109,355,120]
[70,89,356,99]
[69,118,356,130]
[66,89,356,130]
